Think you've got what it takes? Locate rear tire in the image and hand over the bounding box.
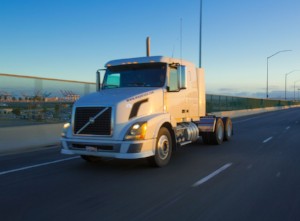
[222,117,233,141]
[148,127,172,167]
[211,118,224,145]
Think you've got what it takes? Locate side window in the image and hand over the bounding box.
[179,66,187,89]
[168,67,179,91]
[105,73,120,88]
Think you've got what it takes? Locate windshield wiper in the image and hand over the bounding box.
[127,82,145,86]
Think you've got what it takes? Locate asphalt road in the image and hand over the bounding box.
[1,107,300,221]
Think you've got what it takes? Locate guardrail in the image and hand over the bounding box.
[1,73,300,127]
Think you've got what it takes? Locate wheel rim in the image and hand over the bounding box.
[217,123,224,140]
[157,135,170,160]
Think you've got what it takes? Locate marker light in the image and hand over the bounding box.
[61,122,71,138]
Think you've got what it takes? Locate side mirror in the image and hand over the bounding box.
[96,70,101,91]
[96,69,106,91]
[178,66,187,89]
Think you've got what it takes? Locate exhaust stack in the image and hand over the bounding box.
[146,37,150,57]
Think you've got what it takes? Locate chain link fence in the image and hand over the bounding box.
[206,94,300,113]
[0,73,94,127]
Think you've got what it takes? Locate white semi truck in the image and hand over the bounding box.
[61,55,233,167]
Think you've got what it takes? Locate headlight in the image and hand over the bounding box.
[61,122,71,138]
[124,122,147,140]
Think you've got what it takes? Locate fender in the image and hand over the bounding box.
[146,113,178,153]
[120,112,171,140]
[146,113,172,140]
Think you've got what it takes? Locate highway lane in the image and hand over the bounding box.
[0,107,300,221]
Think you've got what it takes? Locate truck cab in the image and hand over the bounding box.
[61,56,231,167]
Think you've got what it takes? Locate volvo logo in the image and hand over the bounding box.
[89,117,95,124]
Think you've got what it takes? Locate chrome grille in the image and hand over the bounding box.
[74,107,112,135]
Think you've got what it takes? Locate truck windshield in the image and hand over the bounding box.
[102,63,166,89]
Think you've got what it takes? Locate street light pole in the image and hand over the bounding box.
[285,70,300,100]
[294,80,300,101]
[266,50,292,98]
[199,0,203,68]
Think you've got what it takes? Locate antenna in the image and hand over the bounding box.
[180,18,183,65]
[171,44,175,58]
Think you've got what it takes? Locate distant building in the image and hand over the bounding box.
[60,90,80,102]
[65,94,80,102]
[45,97,59,102]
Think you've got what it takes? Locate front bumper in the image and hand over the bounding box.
[61,137,156,159]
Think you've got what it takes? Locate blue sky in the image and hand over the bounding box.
[1,0,300,98]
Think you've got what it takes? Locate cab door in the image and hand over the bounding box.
[165,65,189,123]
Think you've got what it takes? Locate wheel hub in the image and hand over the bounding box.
[157,135,169,160]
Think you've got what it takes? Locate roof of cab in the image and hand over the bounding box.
[105,56,194,68]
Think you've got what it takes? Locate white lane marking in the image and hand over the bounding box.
[192,163,233,187]
[263,137,273,143]
[234,116,262,124]
[286,126,290,130]
[0,156,80,176]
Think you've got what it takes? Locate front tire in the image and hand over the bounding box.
[148,127,172,167]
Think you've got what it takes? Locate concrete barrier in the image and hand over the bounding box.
[211,106,294,118]
[0,123,64,155]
